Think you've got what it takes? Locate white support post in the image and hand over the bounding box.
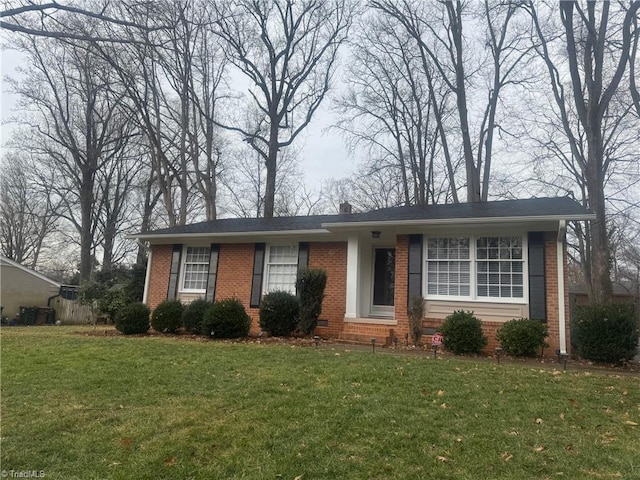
[557,221,567,354]
[142,245,152,304]
[345,235,360,319]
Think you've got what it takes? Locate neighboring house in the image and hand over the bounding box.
[0,256,61,320]
[132,197,594,355]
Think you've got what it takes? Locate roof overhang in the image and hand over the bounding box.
[129,228,333,243]
[321,214,596,231]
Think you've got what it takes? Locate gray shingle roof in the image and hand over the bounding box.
[135,197,593,238]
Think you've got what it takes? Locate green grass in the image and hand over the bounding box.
[1,327,639,480]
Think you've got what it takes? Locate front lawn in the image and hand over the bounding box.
[1,326,639,479]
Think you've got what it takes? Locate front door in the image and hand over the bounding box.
[371,247,395,316]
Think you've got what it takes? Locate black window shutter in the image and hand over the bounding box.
[250,243,266,308]
[205,244,220,302]
[296,242,310,296]
[407,234,423,308]
[167,244,183,300]
[297,242,309,275]
[528,232,547,322]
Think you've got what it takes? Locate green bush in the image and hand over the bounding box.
[571,303,639,363]
[202,298,251,338]
[99,288,130,323]
[151,300,185,333]
[182,298,213,335]
[115,302,150,335]
[296,269,327,335]
[440,310,487,355]
[408,295,425,345]
[496,318,548,357]
[259,291,300,337]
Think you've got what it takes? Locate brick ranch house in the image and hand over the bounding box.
[132,197,594,355]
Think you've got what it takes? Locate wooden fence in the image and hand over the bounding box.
[51,296,99,325]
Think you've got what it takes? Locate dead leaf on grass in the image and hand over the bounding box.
[437,390,445,396]
[501,452,513,461]
[120,437,133,447]
[440,403,447,409]
[535,418,543,424]
[534,445,545,452]
[164,456,176,467]
[436,456,448,462]
[623,421,638,426]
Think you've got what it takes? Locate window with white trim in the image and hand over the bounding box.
[425,235,525,301]
[426,238,470,296]
[182,246,210,291]
[264,245,298,294]
[476,236,524,298]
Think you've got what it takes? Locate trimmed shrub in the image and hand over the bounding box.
[496,318,548,357]
[115,302,150,335]
[440,310,487,355]
[151,300,185,333]
[182,298,213,335]
[296,268,328,335]
[408,295,425,345]
[259,291,300,337]
[202,298,251,338]
[571,303,639,363]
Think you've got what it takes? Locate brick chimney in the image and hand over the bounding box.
[339,201,352,214]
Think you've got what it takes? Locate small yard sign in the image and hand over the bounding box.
[432,332,444,347]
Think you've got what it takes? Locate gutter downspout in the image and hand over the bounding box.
[139,240,152,305]
[557,220,567,354]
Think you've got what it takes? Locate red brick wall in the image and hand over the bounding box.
[308,242,347,337]
[393,235,410,339]
[146,244,172,311]
[214,243,261,333]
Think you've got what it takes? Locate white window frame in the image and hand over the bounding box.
[180,246,210,293]
[424,234,528,304]
[263,244,299,295]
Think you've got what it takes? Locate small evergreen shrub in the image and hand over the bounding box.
[296,268,328,335]
[202,298,251,338]
[182,298,213,335]
[115,302,150,335]
[496,318,548,357]
[259,291,300,337]
[408,295,425,345]
[440,310,487,355]
[151,300,185,333]
[100,288,130,323]
[571,303,639,363]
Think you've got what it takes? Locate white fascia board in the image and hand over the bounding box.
[128,229,332,243]
[321,214,596,230]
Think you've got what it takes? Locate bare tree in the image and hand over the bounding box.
[527,0,640,303]
[0,1,162,42]
[214,0,353,217]
[335,9,457,205]
[370,0,536,202]
[0,154,61,268]
[10,35,136,281]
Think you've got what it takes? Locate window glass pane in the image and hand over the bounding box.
[265,245,298,293]
[475,236,524,299]
[426,238,470,298]
[182,247,210,290]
